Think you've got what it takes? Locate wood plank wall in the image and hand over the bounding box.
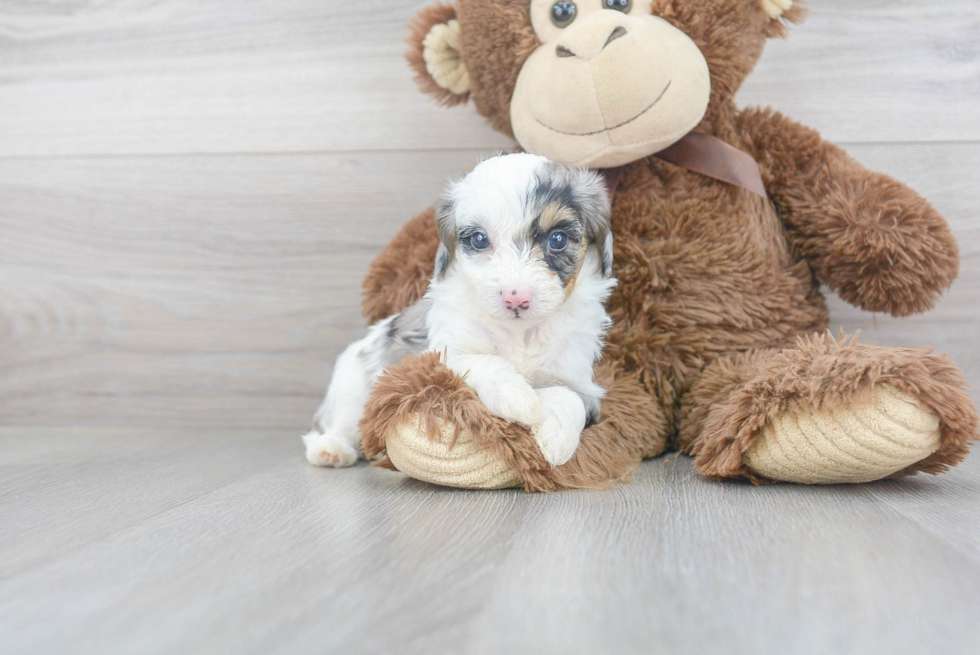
[1,0,977,429]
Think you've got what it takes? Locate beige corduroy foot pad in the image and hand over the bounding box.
[745,384,941,484]
[384,414,522,490]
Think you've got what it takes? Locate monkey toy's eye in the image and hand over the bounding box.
[547,231,568,251]
[470,232,491,250]
[603,0,632,12]
[550,1,577,28]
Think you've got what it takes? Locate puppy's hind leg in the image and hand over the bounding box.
[303,318,393,468]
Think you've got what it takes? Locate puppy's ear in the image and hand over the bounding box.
[598,232,614,279]
[406,3,471,106]
[574,170,614,278]
[433,194,458,280]
[434,242,452,280]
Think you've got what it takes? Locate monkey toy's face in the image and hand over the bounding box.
[407,0,802,168]
[513,0,710,168]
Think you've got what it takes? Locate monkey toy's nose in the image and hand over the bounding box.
[556,25,626,58]
[554,10,630,61]
[502,288,534,311]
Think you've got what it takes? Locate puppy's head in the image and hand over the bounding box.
[434,153,612,322]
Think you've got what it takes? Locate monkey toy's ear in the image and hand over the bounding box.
[406,3,471,106]
[761,0,807,38]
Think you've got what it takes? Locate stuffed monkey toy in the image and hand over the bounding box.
[355,0,978,491]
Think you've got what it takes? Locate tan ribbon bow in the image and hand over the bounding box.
[600,132,768,200]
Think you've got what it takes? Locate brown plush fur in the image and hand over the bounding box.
[741,107,959,317]
[362,0,978,489]
[362,206,440,323]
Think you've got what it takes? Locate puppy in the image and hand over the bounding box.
[303,153,616,468]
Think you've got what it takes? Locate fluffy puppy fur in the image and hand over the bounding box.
[303,153,616,468]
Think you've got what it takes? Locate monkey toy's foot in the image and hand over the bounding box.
[692,333,978,484]
[745,385,941,484]
[358,353,669,492]
[384,417,522,489]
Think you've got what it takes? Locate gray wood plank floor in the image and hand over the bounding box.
[2,426,979,655]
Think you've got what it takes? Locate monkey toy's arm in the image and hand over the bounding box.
[739,107,959,317]
[362,207,441,324]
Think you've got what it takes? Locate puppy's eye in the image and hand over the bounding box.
[603,0,632,12]
[551,1,577,28]
[547,231,568,251]
[470,232,491,250]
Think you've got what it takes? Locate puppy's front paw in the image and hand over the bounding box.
[533,387,587,467]
[477,381,541,426]
[302,430,360,468]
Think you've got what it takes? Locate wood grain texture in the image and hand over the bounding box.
[0,150,484,427]
[0,0,977,157]
[0,1,977,427]
[0,144,976,428]
[0,427,286,579]
[1,426,978,654]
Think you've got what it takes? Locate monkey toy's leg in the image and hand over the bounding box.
[360,355,672,491]
[677,333,978,484]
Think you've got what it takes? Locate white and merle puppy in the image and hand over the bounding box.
[303,153,616,469]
